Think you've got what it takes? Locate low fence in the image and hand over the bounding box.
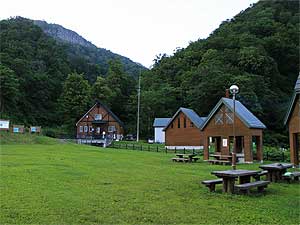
[109,142,204,155]
[109,142,290,162]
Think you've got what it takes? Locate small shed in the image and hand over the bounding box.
[153,118,171,143]
[284,74,300,166]
[12,125,25,133]
[0,119,10,131]
[164,107,206,149]
[30,126,41,134]
[201,97,266,163]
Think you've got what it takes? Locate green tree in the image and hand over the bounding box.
[0,64,19,114]
[59,72,91,131]
[91,76,113,106]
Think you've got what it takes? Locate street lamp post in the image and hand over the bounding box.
[230,85,239,170]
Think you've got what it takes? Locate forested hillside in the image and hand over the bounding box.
[34,20,145,82]
[0,17,137,133]
[1,1,299,145]
[140,1,299,145]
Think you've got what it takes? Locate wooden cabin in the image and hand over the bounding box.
[201,98,266,163]
[76,100,124,141]
[153,118,170,143]
[284,74,300,166]
[164,108,206,149]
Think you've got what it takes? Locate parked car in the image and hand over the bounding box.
[147,137,154,144]
[125,134,136,141]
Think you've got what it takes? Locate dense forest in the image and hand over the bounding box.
[0,1,299,146]
[140,0,299,145]
[0,17,137,135]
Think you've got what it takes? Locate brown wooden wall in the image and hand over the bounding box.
[165,111,203,146]
[288,95,300,134]
[288,95,300,165]
[76,104,124,137]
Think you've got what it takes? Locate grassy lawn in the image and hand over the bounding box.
[1,142,299,224]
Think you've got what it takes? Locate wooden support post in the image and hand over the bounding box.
[203,136,209,160]
[256,135,263,162]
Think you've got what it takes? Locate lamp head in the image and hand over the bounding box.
[229,85,239,94]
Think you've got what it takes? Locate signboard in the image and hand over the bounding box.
[222,138,228,147]
[31,127,37,132]
[13,127,19,133]
[0,120,10,130]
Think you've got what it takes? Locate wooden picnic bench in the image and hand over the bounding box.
[252,170,268,181]
[235,180,270,194]
[172,157,189,163]
[172,154,199,163]
[206,159,231,165]
[201,179,223,192]
[282,171,300,183]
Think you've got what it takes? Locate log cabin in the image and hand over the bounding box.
[284,74,300,166]
[201,97,266,163]
[76,100,124,141]
[164,107,206,149]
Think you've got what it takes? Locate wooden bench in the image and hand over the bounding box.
[191,157,199,162]
[282,171,300,183]
[207,160,230,165]
[201,179,223,192]
[171,157,189,163]
[235,180,270,194]
[253,170,268,181]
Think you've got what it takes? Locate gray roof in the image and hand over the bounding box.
[201,98,266,130]
[163,107,206,130]
[295,74,300,92]
[284,74,300,125]
[153,118,171,127]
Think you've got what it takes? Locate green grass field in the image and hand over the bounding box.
[1,141,300,224]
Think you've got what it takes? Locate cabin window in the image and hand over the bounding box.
[178,118,180,128]
[95,114,102,120]
[79,126,83,132]
[108,126,116,132]
[215,111,223,125]
[190,122,194,127]
[96,127,100,134]
[225,109,233,124]
[84,126,88,133]
[184,117,187,128]
[89,126,93,132]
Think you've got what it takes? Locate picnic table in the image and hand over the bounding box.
[259,163,293,182]
[210,154,232,160]
[211,169,260,194]
[172,154,199,162]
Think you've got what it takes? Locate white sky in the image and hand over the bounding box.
[1,0,258,68]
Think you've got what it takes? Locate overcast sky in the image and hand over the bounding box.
[1,0,259,68]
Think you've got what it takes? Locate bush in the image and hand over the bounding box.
[42,126,75,139]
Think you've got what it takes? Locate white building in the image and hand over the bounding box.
[153,118,171,143]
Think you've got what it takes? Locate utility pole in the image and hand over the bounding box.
[136,71,141,142]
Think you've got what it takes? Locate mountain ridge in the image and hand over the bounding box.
[33,19,146,79]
